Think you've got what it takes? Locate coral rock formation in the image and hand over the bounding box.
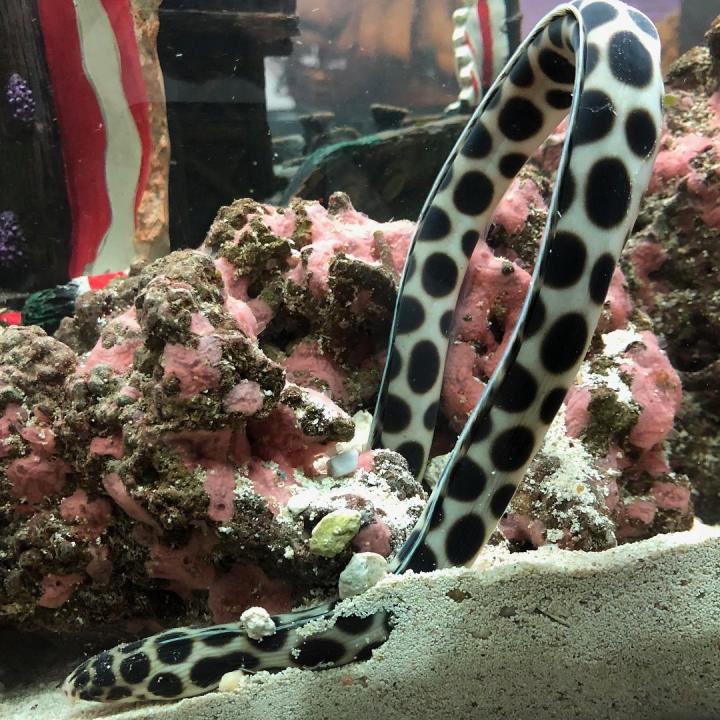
[1,209,426,632]
[621,26,720,523]
[5,43,713,626]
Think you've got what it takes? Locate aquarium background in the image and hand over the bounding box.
[1,1,720,717]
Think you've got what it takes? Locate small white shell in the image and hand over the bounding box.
[240,606,277,640]
[219,670,248,693]
[338,552,389,599]
[327,449,359,478]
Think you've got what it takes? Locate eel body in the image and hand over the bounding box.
[64,0,663,704]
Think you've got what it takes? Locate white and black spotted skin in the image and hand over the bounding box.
[64,0,663,704]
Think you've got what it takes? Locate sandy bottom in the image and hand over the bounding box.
[3,523,719,720]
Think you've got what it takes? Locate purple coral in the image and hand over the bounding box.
[5,73,35,124]
[0,211,26,264]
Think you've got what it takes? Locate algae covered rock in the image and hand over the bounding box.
[1,82,706,631]
[309,509,362,557]
[0,219,427,633]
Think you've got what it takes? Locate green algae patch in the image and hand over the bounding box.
[309,509,362,557]
[584,388,640,456]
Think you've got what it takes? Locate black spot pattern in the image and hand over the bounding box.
[548,17,564,48]
[107,687,133,701]
[625,108,657,157]
[545,231,587,288]
[524,295,546,338]
[540,388,567,424]
[396,296,425,333]
[422,252,458,297]
[92,652,115,688]
[570,22,580,52]
[70,660,90,680]
[201,630,240,646]
[490,484,517,518]
[397,441,425,478]
[438,166,453,192]
[585,43,600,76]
[585,157,631,229]
[381,394,411,433]
[575,90,615,144]
[191,652,259,687]
[589,253,616,303]
[62,8,664,695]
[423,401,440,430]
[490,426,535,472]
[541,313,589,373]
[446,456,487,501]
[445,514,486,565]
[538,49,575,85]
[419,206,451,240]
[608,31,653,88]
[462,230,479,258]
[156,632,193,665]
[407,541,438,572]
[293,638,346,667]
[495,363,538,412]
[120,653,151,685]
[335,614,375,635]
[580,1,618,30]
[247,628,289,652]
[386,346,403,381]
[148,672,184,697]
[486,86,502,109]
[429,497,445,529]
[119,640,143,654]
[408,340,440,393]
[509,54,534,87]
[499,153,527,179]
[628,8,658,39]
[439,309,454,337]
[462,122,492,158]
[472,412,493,441]
[453,171,494,216]
[79,688,103,701]
[75,670,91,688]
[498,98,543,141]
[558,168,575,214]
[546,89,573,109]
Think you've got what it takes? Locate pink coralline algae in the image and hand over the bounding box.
[0,176,692,634]
[207,563,293,623]
[59,490,112,541]
[451,224,689,551]
[38,573,84,609]
[4,42,715,630]
[467,167,690,551]
[449,40,720,551]
[1,211,425,633]
[613,37,720,524]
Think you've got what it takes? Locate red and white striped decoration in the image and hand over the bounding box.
[37,0,152,277]
[452,0,520,106]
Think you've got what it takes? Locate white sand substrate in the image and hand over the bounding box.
[3,523,719,720]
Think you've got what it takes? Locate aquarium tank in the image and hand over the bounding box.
[1,1,719,719]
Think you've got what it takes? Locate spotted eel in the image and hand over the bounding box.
[64,0,663,704]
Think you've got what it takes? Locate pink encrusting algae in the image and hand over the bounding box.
[0,92,699,632]
[0,213,426,632]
